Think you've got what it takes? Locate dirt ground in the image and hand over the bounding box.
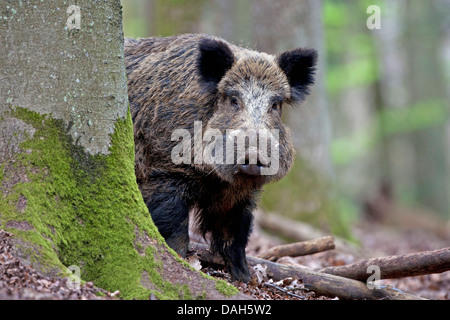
[224,212,449,300]
[1,211,449,300]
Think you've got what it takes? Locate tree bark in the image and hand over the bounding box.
[0,0,244,300]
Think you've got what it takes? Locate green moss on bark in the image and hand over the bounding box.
[215,279,239,298]
[0,106,219,300]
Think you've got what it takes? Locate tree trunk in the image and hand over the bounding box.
[404,0,449,216]
[371,0,417,208]
[0,0,243,300]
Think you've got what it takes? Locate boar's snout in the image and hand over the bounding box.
[236,149,269,176]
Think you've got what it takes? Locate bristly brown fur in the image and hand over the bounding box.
[125,33,317,282]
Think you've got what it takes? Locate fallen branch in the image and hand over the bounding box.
[190,242,425,300]
[320,247,450,281]
[257,212,363,257]
[257,236,335,261]
[247,256,425,300]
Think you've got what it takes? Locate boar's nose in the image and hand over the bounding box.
[237,150,268,176]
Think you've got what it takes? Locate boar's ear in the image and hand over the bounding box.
[277,48,318,102]
[197,38,235,91]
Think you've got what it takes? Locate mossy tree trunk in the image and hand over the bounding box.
[0,0,240,300]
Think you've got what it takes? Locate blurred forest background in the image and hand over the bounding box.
[121,0,450,239]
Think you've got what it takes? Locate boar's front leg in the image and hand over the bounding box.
[205,200,255,283]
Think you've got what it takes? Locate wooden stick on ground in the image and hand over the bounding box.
[190,242,426,300]
[320,247,450,281]
[246,256,425,300]
[257,236,335,261]
[257,212,363,257]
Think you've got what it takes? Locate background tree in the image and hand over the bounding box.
[0,0,242,300]
[325,0,449,221]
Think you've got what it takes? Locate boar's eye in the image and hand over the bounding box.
[271,102,283,115]
[230,96,240,109]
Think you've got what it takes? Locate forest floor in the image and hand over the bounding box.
[226,217,450,300]
[1,209,449,300]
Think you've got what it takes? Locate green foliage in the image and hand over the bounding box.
[324,1,349,28]
[323,0,448,169]
[331,99,448,165]
[122,0,149,38]
[324,1,381,96]
[326,57,379,95]
[122,0,207,38]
